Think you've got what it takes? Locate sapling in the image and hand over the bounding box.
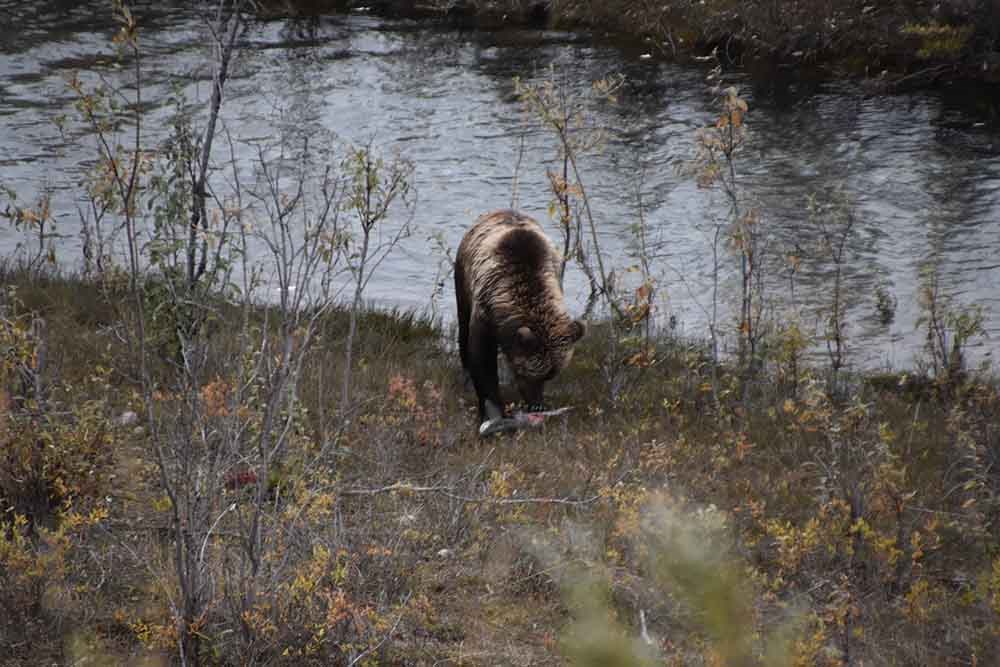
[340,142,414,412]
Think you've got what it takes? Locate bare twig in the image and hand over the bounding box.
[189,0,247,287]
[348,592,412,666]
[341,480,608,507]
[510,132,526,211]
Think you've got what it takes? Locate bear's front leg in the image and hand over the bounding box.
[454,258,472,374]
[468,317,504,425]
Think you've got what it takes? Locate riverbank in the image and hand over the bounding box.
[260,0,1000,89]
[2,268,998,664]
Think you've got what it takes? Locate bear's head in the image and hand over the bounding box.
[504,318,586,407]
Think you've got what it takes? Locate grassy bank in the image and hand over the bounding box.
[2,267,999,664]
[261,0,1000,88]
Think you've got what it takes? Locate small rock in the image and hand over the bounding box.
[437,548,453,559]
[117,411,139,427]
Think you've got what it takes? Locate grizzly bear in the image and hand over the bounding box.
[454,210,585,429]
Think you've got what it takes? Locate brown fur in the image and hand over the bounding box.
[455,210,585,427]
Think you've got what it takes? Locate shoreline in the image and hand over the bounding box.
[6,267,992,388]
[257,0,1000,91]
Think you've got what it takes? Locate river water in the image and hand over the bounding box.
[2,1,998,370]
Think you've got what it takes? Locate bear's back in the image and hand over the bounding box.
[458,210,560,299]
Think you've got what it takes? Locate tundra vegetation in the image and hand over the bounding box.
[259,0,1000,86]
[1,2,998,666]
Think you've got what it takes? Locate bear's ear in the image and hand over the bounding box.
[516,326,540,353]
[570,319,586,343]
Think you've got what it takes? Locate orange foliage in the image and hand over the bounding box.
[387,374,444,446]
[200,377,231,417]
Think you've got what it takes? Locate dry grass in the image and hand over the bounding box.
[1,265,998,665]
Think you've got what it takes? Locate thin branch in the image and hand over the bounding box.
[510,132,526,211]
[340,481,606,506]
[347,592,412,666]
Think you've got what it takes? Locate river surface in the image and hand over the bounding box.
[2,0,998,370]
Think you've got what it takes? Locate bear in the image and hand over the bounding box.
[454,209,586,430]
